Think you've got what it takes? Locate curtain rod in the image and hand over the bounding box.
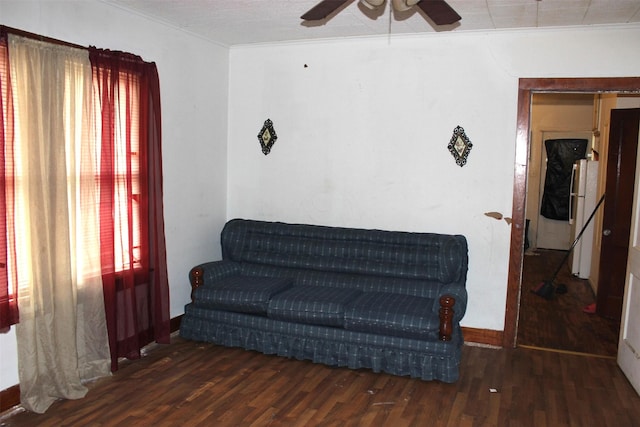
[0,25,153,65]
[0,25,86,51]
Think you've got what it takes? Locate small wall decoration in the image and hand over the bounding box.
[448,125,472,167]
[257,119,277,155]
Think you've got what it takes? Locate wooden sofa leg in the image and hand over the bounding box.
[190,267,204,302]
[439,296,455,341]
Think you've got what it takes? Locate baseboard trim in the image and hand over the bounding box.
[0,384,20,415]
[0,314,185,415]
[462,327,503,347]
[170,314,182,333]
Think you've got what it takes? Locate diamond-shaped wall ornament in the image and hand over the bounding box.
[448,125,472,167]
[258,119,277,155]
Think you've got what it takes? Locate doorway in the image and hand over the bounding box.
[503,78,640,350]
[516,93,620,356]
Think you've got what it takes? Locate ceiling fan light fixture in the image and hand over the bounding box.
[360,0,385,10]
[391,0,418,12]
[302,0,461,25]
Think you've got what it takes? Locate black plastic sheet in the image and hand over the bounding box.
[540,139,588,220]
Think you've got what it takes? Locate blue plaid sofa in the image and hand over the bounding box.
[180,219,469,382]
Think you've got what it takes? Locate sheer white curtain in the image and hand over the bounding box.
[8,35,110,414]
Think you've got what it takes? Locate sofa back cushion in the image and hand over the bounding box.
[221,219,468,284]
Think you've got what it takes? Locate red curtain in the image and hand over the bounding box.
[89,48,170,371]
[0,33,19,331]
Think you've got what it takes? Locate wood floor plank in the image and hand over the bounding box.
[2,335,640,426]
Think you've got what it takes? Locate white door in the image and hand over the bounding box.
[618,149,640,396]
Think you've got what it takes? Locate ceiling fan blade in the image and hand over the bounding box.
[416,0,461,25]
[301,0,351,20]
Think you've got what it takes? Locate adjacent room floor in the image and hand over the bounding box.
[517,248,620,357]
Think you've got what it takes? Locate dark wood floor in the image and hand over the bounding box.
[0,250,632,426]
[2,334,640,427]
[518,249,620,357]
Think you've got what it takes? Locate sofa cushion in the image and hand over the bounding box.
[268,286,361,327]
[193,275,292,315]
[344,292,439,340]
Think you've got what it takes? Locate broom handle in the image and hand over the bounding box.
[550,192,606,281]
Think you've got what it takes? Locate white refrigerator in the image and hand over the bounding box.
[569,159,599,279]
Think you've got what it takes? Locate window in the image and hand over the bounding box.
[93,71,143,273]
[0,34,18,329]
[0,29,170,373]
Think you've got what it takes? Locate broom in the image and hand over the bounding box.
[531,193,605,300]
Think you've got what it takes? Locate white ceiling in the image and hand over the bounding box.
[102,0,640,46]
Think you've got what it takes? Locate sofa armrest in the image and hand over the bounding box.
[438,283,468,320]
[439,296,455,341]
[189,261,240,301]
[434,283,468,341]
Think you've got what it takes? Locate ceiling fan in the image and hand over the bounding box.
[301,0,461,26]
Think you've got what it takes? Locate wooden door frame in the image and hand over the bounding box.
[503,77,640,348]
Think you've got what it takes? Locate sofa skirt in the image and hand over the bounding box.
[180,304,463,383]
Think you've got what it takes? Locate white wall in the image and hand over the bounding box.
[227,25,640,333]
[0,0,229,391]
